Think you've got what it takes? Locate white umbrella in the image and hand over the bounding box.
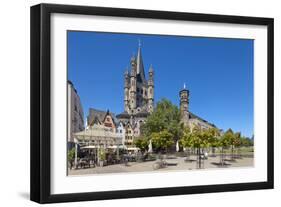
[148,139,153,153]
[176,140,179,152]
[81,145,97,149]
[107,145,118,149]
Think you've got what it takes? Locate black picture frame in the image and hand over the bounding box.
[30,3,274,204]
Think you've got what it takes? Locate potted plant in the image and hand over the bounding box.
[67,148,75,169]
[98,148,106,167]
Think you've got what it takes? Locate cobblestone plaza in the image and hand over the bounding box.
[69,154,254,176]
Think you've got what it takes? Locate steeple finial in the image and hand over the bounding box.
[183,83,186,89]
[149,64,154,73]
[136,39,145,81]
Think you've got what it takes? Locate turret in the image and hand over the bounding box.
[147,64,154,113]
[179,83,189,126]
[130,55,137,111]
[124,69,130,112]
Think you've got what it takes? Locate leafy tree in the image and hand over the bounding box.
[150,130,174,153]
[232,132,242,159]
[241,137,254,147]
[218,129,233,165]
[180,127,193,159]
[140,99,182,152]
[67,148,76,169]
[227,131,241,160]
[206,128,220,156]
[180,127,192,148]
[180,126,210,168]
[142,98,182,140]
[98,148,106,161]
[134,137,149,152]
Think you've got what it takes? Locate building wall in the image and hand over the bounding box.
[103,113,116,130]
[125,123,134,146]
[67,81,84,144]
[117,122,126,145]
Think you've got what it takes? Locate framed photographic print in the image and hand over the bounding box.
[30,3,274,203]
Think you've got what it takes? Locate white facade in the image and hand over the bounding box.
[116,122,126,145]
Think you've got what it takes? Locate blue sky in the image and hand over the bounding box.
[68,31,254,138]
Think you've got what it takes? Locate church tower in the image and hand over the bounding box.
[148,64,154,113]
[123,41,154,115]
[180,83,189,126]
[129,55,137,113]
[124,69,130,112]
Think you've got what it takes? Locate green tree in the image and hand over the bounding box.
[180,127,193,160]
[218,129,233,165]
[206,128,220,156]
[142,98,182,140]
[150,130,174,153]
[134,137,149,152]
[181,126,210,168]
[232,132,242,159]
[67,147,76,169]
[180,127,192,148]
[241,137,254,147]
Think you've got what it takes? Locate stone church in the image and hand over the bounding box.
[116,43,154,146]
[179,85,216,130]
[87,43,216,148]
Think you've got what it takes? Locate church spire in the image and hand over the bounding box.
[136,40,146,82]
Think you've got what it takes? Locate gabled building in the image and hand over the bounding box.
[88,108,117,131]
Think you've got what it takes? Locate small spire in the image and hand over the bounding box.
[124,68,129,76]
[183,83,186,89]
[131,53,136,62]
[138,39,141,48]
[149,64,153,72]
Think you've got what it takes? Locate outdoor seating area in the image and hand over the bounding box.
[68,148,254,175]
